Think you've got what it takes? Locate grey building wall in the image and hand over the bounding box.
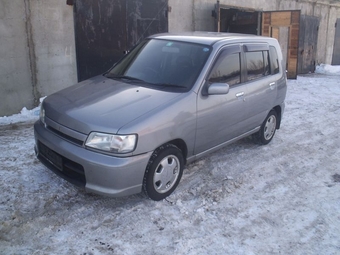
[29,0,77,97]
[168,0,194,31]
[1,0,339,116]
[0,1,34,116]
[278,0,340,66]
[0,0,77,116]
[168,0,340,65]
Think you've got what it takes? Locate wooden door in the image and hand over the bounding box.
[262,11,300,79]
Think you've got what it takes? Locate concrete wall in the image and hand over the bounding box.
[29,0,77,97]
[0,1,34,116]
[325,6,340,64]
[168,0,277,32]
[0,0,77,116]
[168,0,194,32]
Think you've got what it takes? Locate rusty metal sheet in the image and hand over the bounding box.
[74,0,168,82]
[214,2,260,35]
[298,15,319,74]
[126,0,168,48]
[74,0,127,82]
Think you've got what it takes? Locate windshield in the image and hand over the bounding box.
[106,39,212,92]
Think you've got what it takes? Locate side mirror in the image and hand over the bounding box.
[207,83,230,95]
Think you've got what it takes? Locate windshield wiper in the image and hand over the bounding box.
[153,83,187,89]
[106,74,145,82]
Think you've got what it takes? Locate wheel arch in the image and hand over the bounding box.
[161,139,188,164]
[143,142,186,200]
[273,105,282,129]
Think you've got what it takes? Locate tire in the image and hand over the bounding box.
[143,144,184,201]
[255,110,278,145]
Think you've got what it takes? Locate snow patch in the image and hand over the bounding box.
[315,64,340,75]
[0,97,46,125]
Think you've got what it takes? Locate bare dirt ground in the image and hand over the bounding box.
[1,74,340,255]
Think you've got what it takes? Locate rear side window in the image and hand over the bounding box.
[208,52,241,86]
[269,46,280,74]
[245,51,270,81]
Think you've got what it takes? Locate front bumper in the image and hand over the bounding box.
[34,121,152,197]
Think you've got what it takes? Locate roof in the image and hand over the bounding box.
[148,31,263,46]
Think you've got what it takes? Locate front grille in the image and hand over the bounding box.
[47,126,84,146]
[38,141,86,187]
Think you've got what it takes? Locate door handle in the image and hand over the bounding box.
[235,92,244,97]
[269,82,276,90]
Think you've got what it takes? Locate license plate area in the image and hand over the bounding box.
[39,142,63,171]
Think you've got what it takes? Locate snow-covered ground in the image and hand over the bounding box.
[1,67,340,255]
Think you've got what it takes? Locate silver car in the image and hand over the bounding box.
[34,32,287,201]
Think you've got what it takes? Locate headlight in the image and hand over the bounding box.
[85,132,137,153]
[40,104,45,125]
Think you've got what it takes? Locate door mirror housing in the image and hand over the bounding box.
[207,83,230,95]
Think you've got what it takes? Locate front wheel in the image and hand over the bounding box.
[255,110,278,145]
[143,144,184,201]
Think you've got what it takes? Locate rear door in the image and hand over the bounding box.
[195,45,247,154]
[242,44,279,129]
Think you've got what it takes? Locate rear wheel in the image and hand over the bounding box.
[143,144,184,201]
[255,110,278,145]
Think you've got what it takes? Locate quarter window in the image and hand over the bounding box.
[269,46,280,74]
[208,52,241,86]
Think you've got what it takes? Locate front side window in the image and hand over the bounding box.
[208,52,241,86]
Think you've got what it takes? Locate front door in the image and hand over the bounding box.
[195,45,247,155]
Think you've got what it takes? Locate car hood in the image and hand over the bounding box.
[43,75,182,134]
